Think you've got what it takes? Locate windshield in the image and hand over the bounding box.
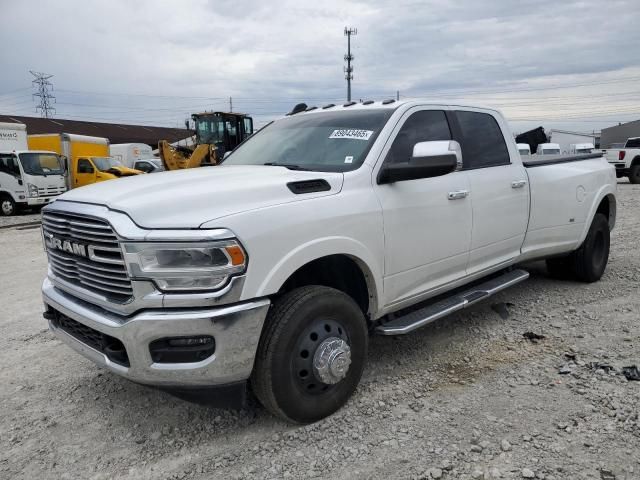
[19,152,64,175]
[542,149,560,155]
[222,109,394,172]
[196,117,226,144]
[150,159,163,169]
[92,157,123,171]
[518,149,530,156]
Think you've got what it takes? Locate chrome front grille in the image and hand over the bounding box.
[37,186,66,197]
[42,211,133,302]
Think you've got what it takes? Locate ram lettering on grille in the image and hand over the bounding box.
[42,211,133,302]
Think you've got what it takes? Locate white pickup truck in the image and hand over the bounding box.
[604,137,640,183]
[41,101,617,423]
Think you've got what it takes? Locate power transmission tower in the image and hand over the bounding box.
[344,27,357,102]
[30,70,56,118]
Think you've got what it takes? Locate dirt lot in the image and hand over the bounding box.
[1,181,638,480]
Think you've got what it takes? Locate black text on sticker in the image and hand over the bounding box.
[329,129,373,140]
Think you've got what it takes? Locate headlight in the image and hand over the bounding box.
[122,240,246,292]
[27,183,39,198]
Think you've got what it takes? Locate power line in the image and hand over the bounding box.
[30,70,56,118]
[344,27,357,102]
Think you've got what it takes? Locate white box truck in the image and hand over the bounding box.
[0,122,67,216]
[110,143,154,168]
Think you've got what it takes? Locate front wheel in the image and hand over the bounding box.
[629,164,640,184]
[251,286,368,423]
[0,196,16,216]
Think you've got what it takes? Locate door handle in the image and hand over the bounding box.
[511,180,527,188]
[448,190,469,200]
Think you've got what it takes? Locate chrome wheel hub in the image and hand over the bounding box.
[313,337,351,384]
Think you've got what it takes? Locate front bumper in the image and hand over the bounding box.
[42,278,270,387]
[27,196,57,206]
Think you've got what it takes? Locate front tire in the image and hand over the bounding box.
[251,286,368,423]
[0,195,16,216]
[629,164,640,184]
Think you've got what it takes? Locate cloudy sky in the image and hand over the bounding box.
[1,0,639,133]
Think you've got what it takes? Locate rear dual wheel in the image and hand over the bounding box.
[546,213,610,283]
[251,286,368,423]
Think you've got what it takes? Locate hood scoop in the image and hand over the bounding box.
[287,179,331,194]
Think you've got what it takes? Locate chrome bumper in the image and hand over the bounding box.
[42,278,270,387]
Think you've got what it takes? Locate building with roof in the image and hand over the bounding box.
[0,115,189,148]
[600,119,640,148]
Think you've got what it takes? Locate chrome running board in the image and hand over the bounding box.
[376,269,529,336]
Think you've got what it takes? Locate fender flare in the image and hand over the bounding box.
[0,188,19,202]
[256,236,383,314]
[576,186,616,246]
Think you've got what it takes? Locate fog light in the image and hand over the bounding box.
[149,336,215,363]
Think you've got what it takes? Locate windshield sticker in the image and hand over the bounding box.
[329,129,373,140]
[344,156,353,164]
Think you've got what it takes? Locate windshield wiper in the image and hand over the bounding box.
[263,162,312,171]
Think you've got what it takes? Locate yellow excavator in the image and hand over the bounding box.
[159,111,254,170]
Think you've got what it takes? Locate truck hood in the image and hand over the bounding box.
[107,166,142,176]
[57,165,344,228]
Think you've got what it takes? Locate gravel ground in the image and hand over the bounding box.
[0,210,41,228]
[1,181,638,480]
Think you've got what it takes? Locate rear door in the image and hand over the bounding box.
[452,109,529,275]
[374,108,472,307]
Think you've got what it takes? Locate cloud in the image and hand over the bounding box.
[1,0,639,132]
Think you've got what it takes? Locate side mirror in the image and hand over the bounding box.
[378,140,462,184]
[60,156,68,176]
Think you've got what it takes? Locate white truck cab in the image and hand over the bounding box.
[110,143,154,169]
[132,158,164,173]
[0,122,66,215]
[536,143,561,155]
[517,143,531,156]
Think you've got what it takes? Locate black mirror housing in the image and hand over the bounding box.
[378,153,458,184]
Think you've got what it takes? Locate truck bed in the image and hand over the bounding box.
[520,154,615,261]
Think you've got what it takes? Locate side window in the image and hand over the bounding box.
[243,117,253,136]
[135,161,152,172]
[385,110,451,164]
[455,111,510,168]
[77,159,94,174]
[0,154,19,176]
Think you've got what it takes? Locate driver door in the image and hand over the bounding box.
[75,158,96,187]
[374,108,472,308]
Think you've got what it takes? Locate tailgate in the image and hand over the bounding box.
[603,149,621,163]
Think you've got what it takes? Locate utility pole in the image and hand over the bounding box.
[344,27,357,102]
[396,90,400,101]
[229,96,233,112]
[30,70,56,118]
